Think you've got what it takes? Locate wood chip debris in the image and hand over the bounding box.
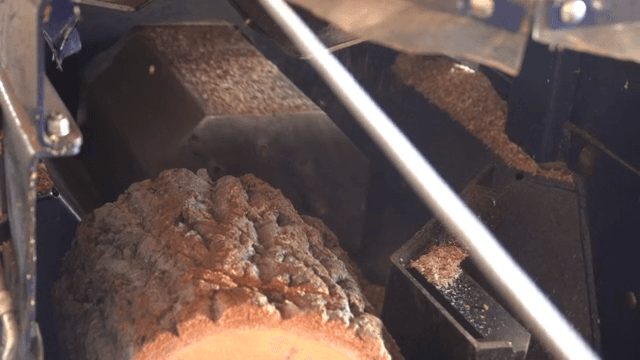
[140,26,319,116]
[393,54,574,183]
[411,242,469,289]
[36,162,54,196]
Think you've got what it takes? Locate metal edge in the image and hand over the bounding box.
[0,63,81,359]
[0,68,43,360]
[72,0,153,12]
[389,164,532,355]
[390,240,523,353]
[574,174,603,352]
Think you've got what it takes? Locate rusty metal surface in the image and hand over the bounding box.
[287,0,532,75]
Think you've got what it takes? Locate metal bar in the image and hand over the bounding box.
[0,263,17,360]
[566,122,640,178]
[255,0,600,359]
[0,68,81,360]
[0,67,41,360]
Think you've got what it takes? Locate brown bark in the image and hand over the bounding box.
[54,169,394,360]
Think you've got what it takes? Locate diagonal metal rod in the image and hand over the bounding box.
[255,0,600,359]
[566,122,640,178]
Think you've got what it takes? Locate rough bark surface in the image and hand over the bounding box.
[54,169,393,360]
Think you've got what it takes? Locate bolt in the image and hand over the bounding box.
[46,113,71,139]
[470,0,495,19]
[591,0,603,11]
[626,291,637,310]
[560,0,587,24]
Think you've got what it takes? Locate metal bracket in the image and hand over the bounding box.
[0,0,82,359]
[461,0,528,32]
[549,0,640,29]
[532,0,640,67]
[0,71,81,360]
[409,0,527,32]
[43,0,82,70]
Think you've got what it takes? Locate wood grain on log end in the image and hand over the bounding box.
[54,169,394,360]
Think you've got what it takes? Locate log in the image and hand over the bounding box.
[54,169,395,360]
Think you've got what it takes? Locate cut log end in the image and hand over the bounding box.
[138,312,386,360]
[54,169,396,360]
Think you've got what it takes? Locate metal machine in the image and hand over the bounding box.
[0,0,638,359]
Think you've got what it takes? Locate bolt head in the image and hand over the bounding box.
[560,0,587,24]
[47,113,71,139]
[591,0,604,10]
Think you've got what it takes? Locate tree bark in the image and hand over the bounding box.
[54,169,395,360]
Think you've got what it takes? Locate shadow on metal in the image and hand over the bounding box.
[383,164,599,359]
[35,189,80,360]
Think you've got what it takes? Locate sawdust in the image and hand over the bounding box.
[411,243,469,289]
[393,54,574,183]
[139,26,319,116]
[36,162,54,196]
